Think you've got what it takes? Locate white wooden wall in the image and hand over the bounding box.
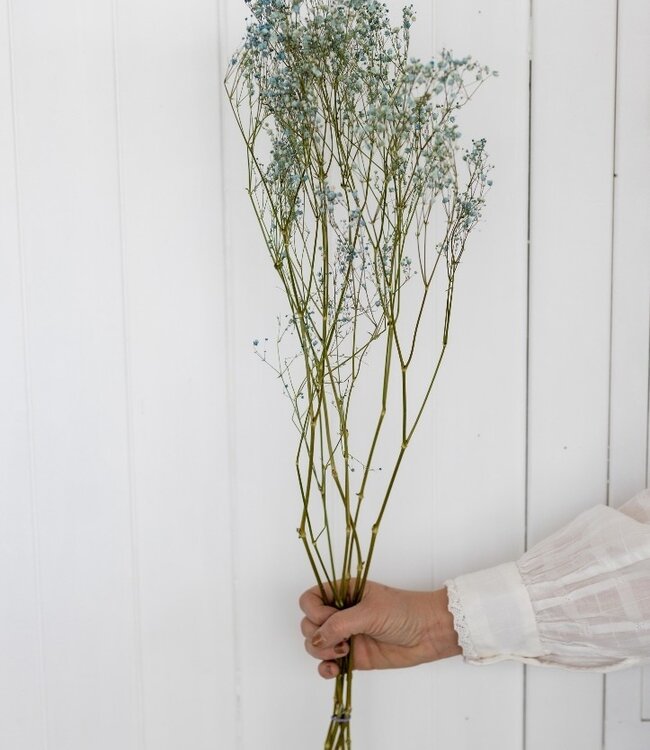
[1,0,649,748]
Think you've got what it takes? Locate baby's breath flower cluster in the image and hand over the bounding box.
[225,2,495,745]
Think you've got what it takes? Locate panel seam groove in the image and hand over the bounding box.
[605,0,621,513]
[110,2,147,747]
[603,0,621,743]
[523,0,534,747]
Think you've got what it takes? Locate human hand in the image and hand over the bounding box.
[299,579,462,679]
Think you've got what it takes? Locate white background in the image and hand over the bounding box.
[1,0,649,748]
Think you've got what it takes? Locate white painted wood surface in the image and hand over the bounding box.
[526,1,618,748]
[0,0,648,748]
[429,1,531,748]
[605,0,650,744]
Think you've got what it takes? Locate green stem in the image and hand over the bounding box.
[324,641,354,749]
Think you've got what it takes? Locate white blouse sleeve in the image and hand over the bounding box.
[443,487,650,672]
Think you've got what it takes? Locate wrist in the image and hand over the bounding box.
[427,587,463,661]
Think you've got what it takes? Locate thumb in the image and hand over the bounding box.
[311,604,366,649]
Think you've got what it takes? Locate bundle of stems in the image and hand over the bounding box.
[225,1,495,746]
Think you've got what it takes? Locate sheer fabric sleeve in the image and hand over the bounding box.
[443,487,650,672]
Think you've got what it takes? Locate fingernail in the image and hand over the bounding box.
[312,633,325,648]
[334,644,347,656]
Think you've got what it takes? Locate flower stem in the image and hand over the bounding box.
[324,645,354,749]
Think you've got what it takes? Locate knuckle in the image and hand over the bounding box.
[300,617,315,638]
[326,621,341,641]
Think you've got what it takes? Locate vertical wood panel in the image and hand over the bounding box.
[604,0,650,744]
[5,1,139,747]
[430,1,530,748]
[607,667,650,750]
[0,3,46,747]
[527,1,617,748]
[114,0,236,747]
[607,0,650,510]
[222,1,313,745]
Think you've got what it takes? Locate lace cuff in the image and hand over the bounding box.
[443,561,546,665]
[444,577,479,660]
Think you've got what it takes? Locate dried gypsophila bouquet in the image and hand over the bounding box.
[225,1,496,746]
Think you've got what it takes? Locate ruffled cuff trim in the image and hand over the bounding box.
[444,577,479,660]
